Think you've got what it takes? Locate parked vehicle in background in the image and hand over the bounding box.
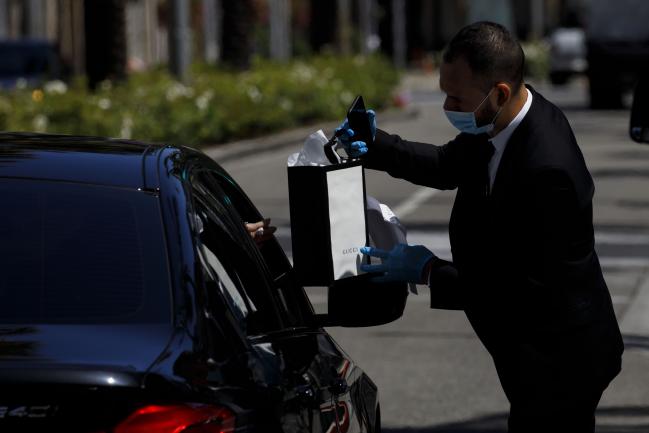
[0,40,63,89]
[549,27,587,86]
[0,133,407,432]
[586,0,649,108]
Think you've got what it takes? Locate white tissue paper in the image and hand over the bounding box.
[287,129,332,167]
[288,130,418,294]
[365,196,418,294]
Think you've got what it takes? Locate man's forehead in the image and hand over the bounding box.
[440,58,485,95]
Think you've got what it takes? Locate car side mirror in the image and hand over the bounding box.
[630,76,649,143]
[317,275,408,327]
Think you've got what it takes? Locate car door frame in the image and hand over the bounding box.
[182,149,379,433]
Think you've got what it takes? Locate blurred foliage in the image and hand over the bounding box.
[0,55,399,146]
[521,40,550,82]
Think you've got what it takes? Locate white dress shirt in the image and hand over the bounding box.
[487,88,533,189]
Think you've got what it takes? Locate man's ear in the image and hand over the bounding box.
[495,82,511,105]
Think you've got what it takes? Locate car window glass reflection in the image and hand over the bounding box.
[196,212,259,328]
[191,186,282,335]
[199,169,315,328]
[0,179,170,324]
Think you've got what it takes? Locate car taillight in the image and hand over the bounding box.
[113,404,235,433]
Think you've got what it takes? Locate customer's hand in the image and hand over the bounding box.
[245,218,277,246]
[334,109,377,157]
[360,243,436,284]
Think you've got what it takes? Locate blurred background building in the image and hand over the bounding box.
[0,0,646,107]
[0,0,584,74]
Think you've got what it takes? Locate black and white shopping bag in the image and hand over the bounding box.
[288,159,368,286]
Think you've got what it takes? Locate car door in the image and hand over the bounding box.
[187,158,378,433]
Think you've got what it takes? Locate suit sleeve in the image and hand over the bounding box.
[528,167,595,284]
[363,129,468,190]
[363,129,479,309]
[427,258,464,310]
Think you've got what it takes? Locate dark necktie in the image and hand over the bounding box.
[477,139,496,196]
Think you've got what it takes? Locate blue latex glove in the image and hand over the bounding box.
[334,109,377,157]
[360,244,435,284]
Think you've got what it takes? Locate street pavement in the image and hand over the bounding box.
[215,72,649,432]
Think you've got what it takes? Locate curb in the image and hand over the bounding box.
[202,106,420,164]
[620,267,649,336]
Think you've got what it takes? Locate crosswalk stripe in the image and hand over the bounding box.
[599,258,649,268]
[596,233,649,244]
[621,273,649,335]
[392,187,440,219]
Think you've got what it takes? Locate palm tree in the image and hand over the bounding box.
[309,0,336,53]
[221,0,254,69]
[84,0,127,90]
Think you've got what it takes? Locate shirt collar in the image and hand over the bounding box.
[489,88,533,153]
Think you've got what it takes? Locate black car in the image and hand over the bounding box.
[0,133,408,433]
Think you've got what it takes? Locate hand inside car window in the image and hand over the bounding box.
[245,218,277,246]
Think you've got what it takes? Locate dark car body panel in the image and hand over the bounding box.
[0,133,380,433]
[0,133,154,188]
[0,325,173,374]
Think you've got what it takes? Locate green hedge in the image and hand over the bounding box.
[521,40,550,82]
[0,55,399,146]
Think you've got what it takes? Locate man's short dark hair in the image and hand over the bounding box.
[443,21,525,93]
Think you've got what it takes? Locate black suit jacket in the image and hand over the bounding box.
[364,86,623,379]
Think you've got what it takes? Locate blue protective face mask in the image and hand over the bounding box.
[444,89,502,135]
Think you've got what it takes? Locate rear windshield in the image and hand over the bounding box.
[0,179,171,324]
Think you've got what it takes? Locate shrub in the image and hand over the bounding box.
[0,55,399,146]
[521,40,550,82]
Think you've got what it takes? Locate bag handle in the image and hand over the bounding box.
[324,129,362,165]
[323,130,342,165]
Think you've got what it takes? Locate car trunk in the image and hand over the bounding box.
[0,324,173,432]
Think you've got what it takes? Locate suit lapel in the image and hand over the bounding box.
[490,127,521,198]
[490,87,537,198]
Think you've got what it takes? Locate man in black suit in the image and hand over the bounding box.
[340,21,624,432]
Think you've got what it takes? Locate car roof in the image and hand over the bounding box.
[0,132,169,189]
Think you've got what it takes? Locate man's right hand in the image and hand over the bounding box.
[360,243,436,284]
[335,109,376,158]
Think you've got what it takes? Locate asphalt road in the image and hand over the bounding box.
[218,75,649,432]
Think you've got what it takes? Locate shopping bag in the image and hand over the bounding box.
[288,159,368,286]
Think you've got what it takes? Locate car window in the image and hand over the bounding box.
[0,179,171,324]
[201,240,255,324]
[191,172,284,335]
[198,166,316,328]
[195,209,259,333]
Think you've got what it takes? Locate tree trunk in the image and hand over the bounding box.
[221,0,254,69]
[203,0,221,63]
[336,0,352,55]
[84,0,126,89]
[391,0,406,68]
[269,0,291,61]
[309,0,335,53]
[168,0,191,82]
